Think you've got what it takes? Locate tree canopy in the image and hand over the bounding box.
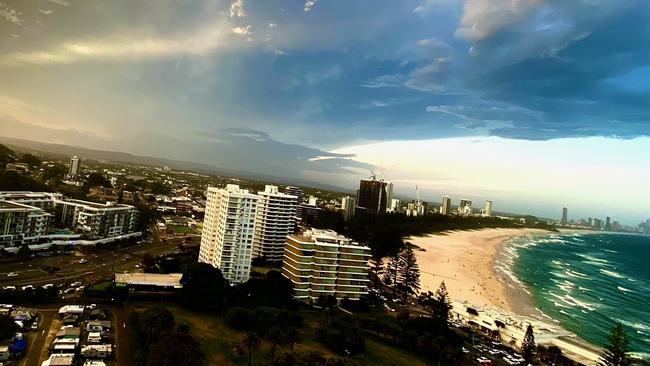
[598,323,631,366]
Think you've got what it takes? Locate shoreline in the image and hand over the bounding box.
[407,228,552,316]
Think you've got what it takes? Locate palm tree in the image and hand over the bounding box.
[242,332,261,366]
[599,323,631,366]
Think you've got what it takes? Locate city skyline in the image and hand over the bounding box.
[1,0,650,224]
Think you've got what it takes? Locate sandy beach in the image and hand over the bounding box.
[408,228,549,315]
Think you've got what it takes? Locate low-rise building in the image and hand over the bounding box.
[282,229,371,301]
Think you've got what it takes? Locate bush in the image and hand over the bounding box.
[317,318,365,355]
[225,307,251,331]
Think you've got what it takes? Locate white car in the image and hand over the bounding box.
[2,286,16,291]
[7,272,17,277]
[79,258,88,264]
[21,285,34,291]
[70,281,82,287]
[42,283,54,289]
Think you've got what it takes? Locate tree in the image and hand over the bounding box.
[522,324,536,363]
[599,323,631,366]
[368,257,385,289]
[86,172,112,188]
[242,332,262,366]
[21,153,41,167]
[139,307,175,348]
[147,331,206,366]
[0,144,15,167]
[266,327,298,358]
[180,263,230,311]
[0,314,18,340]
[397,246,420,299]
[383,253,400,291]
[433,281,452,325]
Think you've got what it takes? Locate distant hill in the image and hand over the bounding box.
[0,136,352,194]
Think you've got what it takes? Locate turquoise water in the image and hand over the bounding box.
[506,232,650,359]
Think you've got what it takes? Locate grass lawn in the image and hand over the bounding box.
[163,305,429,366]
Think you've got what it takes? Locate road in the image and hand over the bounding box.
[21,310,55,366]
[114,306,134,366]
[0,235,199,289]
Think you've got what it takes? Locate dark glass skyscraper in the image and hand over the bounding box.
[357,179,388,214]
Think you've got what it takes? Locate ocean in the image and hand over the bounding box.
[502,232,650,359]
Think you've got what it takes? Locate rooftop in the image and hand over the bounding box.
[115,273,183,288]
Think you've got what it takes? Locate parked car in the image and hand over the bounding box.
[70,281,82,287]
[2,286,16,291]
[7,272,17,277]
[42,283,54,289]
[21,285,34,291]
[79,258,88,264]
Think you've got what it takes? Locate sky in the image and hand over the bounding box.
[0,0,649,224]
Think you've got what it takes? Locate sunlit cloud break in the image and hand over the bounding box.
[0,19,246,66]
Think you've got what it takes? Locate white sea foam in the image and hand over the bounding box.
[577,253,609,265]
[615,319,650,333]
[600,269,624,279]
[617,286,633,293]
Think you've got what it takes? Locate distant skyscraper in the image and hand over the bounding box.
[68,155,80,177]
[385,182,393,209]
[253,185,298,262]
[284,186,304,226]
[341,196,356,221]
[458,199,472,216]
[441,196,451,216]
[388,198,401,213]
[561,207,568,225]
[605,216,612,231]
[199,184,259,283]
[483,200,493,217]
[357,179,388,214]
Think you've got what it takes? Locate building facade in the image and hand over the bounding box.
[253,185,297,262]
[458,199,473,216]
[357,179,388,214]
[0,201,52,248]
[441,196,451,216]
[282,229,371,301]
[482,200,493,217]
[340,196,356,221]
[68,155,80,178]
[55,200,138,239]
[0,192,138,248]
[561,207,568,225]
[199,185,259,283]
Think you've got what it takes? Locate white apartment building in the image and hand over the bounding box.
[199,185,259,283]
[0,201,52,248]
[253,185,297,262]
[282,229,371,301]
[68,155,80,177]
[56,200,138,239]
[441,196,451,216]
[340,196,356,221]
[388,198,401,213]
[0,192,138,245]
[482,200,493,217]
[458,199,473,216]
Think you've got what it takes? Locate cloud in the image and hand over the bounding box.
[305,65,341,84]
[304,0,318,12]
[49,0,70,6]
[0,2,22,25]
[1,18,243,66]
[404,58,449,92]
[38,9,54,15]
[228,0,246,18]
[359,74,405,88]
[455,0,543,42]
